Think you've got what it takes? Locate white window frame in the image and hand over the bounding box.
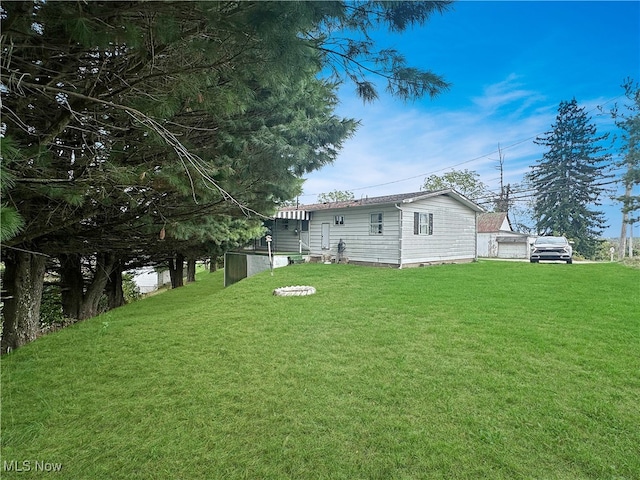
[419,213,433,236]
[370,212,383,235]
[414,212,434,235]
[334,215,345,226]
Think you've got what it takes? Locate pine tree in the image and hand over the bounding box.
[610,79,640,258]
[528,99,612,258]
[1,1,453,351]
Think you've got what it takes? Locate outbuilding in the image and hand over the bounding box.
[477,212,531,259]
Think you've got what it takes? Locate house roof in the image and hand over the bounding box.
[276,189,484,218]
[477,212,511,233]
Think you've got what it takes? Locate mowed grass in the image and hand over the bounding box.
[1,261,639,479]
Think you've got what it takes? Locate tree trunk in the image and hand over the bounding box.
[1,250,47,353]
[175,253,185,288]
[78,253,116,320]
[186,257,196,283]
[168,254,185,288]
[106,260,125,310]
[209,254,218,272]
[168,257,176,288]
[619,184,632,259]
[59,253,84,319]
[620,220,627,260]
[59,253,116,321]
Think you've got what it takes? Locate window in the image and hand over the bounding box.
[334,215,345,225]
[370,213,383,235]
[301,220,309,232]
[414,212,433,235]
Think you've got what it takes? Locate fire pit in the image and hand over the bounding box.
[273,285,316,296]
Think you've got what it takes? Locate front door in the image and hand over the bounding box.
[321,223,330,250]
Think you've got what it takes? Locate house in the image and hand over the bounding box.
[130,267,171,294]
[260,189,484,268]
[476,212,531,259]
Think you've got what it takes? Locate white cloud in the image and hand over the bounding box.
[303,76,557,197]
[301,75,628,236]
[471,74,546,116]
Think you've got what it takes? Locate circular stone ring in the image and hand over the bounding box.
[273,285,317,296]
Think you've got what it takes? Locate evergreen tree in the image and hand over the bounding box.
[1,1,453,352]
[527,99,612,258]
[316,1,452,101]
[610,79,640,258]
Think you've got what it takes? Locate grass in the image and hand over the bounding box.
[1,261,639,479]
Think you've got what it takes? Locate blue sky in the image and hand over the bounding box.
[301,1,640,238]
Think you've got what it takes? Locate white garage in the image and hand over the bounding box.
[478,212,532,259]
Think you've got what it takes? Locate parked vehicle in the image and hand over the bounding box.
[530,236,573,264]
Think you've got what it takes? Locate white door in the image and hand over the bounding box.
[321,223,330,250]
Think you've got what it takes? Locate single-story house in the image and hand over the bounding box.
[477,212,531,259]
[130,267,171,294]
[258,189,484,268]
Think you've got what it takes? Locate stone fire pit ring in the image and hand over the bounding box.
[273,285,317,297]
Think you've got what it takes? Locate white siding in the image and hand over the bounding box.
[131,268,172,293]
[477,232,499,257]
[401,195,477,265]
[270,219,308,252]
[478,231,531,259]
[309,205,401,265]
[498,217,511,231]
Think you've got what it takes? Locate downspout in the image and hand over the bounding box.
[395,203,403,268]
[474,212,479,261]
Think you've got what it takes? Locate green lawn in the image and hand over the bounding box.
[2,261,639,479]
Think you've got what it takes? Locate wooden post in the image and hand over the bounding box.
[266,235,273,276]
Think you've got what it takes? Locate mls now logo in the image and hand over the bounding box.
[3,460,63,472]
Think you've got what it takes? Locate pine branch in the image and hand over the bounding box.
[10,80,270,220]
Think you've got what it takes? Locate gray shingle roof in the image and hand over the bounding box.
[281,189,482,210]
[282,191,425,212]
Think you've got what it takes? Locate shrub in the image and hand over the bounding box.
[40,284,66,328]
[122,273,141,303]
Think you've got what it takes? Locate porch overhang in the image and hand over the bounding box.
[274,210,310,220]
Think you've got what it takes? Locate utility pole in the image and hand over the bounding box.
[494,144,511,213]
[498,143,504,198]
